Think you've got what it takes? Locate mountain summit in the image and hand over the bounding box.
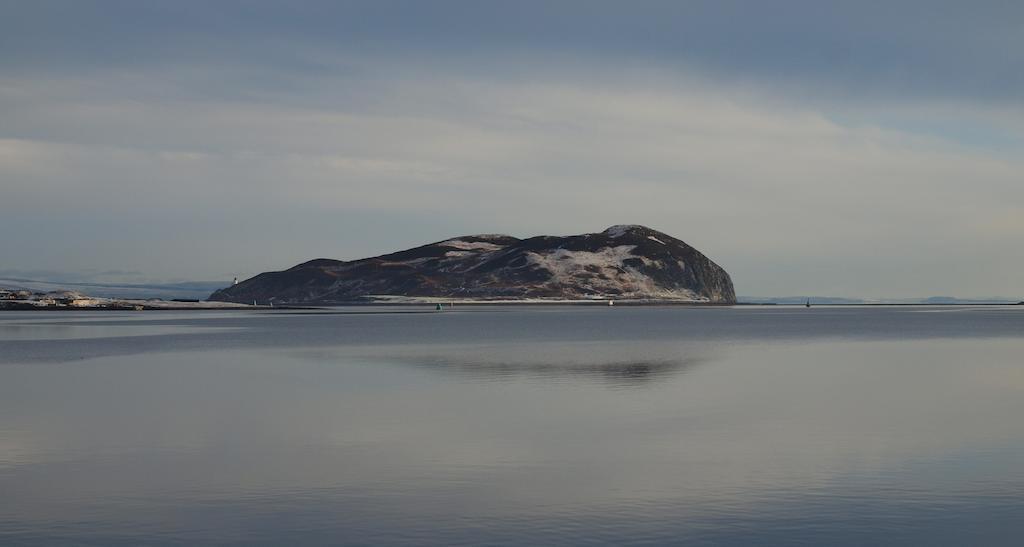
[209,225,735,304]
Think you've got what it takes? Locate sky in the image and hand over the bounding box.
[1,1,1022,298]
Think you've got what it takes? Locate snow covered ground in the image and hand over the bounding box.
[0,289,258,310]
[440,239,507,252]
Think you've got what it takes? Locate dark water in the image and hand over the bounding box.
[2,306,1024,545]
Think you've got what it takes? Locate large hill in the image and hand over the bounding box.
[209,225,735,304]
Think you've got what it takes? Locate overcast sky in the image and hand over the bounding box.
[2,1,1022,298]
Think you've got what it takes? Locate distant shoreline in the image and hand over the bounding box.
[3,300,1020,311]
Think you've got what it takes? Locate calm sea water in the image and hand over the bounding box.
[2,305,1024,545]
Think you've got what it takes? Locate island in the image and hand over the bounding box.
[209,225,736,305]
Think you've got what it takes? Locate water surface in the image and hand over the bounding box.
[2,306,1023,545]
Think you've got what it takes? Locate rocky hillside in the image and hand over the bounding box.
[209,225,735,304]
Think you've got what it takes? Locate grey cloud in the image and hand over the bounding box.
[2,1,1022,103]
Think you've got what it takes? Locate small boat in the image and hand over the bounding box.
[608,300,615,307]
[435,303,444,311]
[805,299,811,308]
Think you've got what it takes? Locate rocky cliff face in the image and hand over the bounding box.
[209,225,736,304]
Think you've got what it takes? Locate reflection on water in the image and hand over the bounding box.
[293,341,710,387]
[1,307,1024,545]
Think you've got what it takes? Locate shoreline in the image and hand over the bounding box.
[2,298,1020,311]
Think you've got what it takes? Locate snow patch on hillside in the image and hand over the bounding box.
[523,244,704,300]
[441,239,506,251]
[527,245,638,278]
[464,234,513,241]
[390,257,434,266]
